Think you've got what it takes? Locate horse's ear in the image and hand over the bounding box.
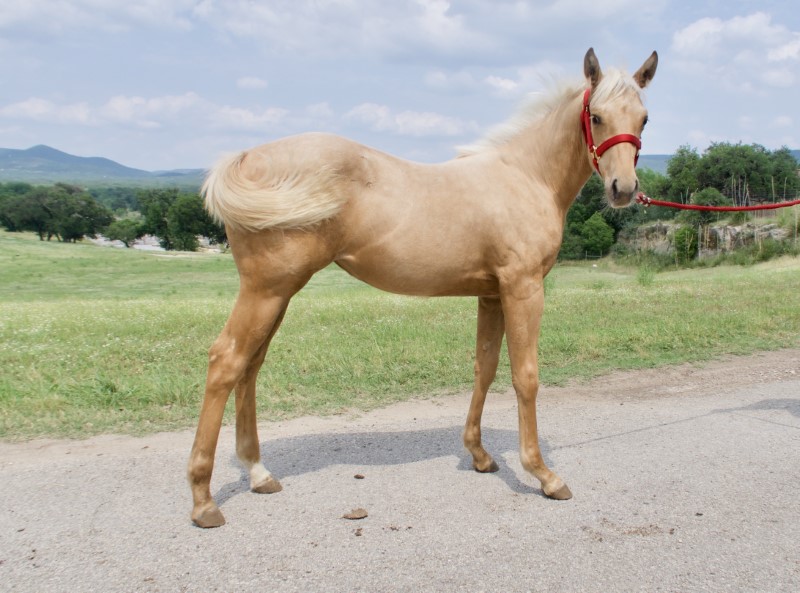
[634,51,658,89]
[584,48,602,89]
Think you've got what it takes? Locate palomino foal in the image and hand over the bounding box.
[188,48,658,527]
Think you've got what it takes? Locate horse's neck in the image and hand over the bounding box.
[504,92,593,214]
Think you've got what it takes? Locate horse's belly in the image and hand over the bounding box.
[334,253,498,297]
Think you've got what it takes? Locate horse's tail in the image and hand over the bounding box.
[202,151,347,231]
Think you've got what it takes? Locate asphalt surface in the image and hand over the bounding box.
[1,351,798,593]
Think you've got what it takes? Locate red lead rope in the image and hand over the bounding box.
[636,193,800,212]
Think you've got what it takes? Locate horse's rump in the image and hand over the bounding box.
[202,135,349,231]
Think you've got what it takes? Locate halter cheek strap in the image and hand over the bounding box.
[581,88,641,175]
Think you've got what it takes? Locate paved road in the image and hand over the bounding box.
[1,351,798,593]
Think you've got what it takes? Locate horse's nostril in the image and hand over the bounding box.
[612,178,619,196]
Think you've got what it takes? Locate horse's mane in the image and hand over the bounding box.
[458,68,642,157]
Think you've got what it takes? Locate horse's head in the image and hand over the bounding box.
[582,48,658,208]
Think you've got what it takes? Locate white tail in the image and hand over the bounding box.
[202,151,347,231]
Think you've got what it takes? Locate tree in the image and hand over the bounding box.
[166,193,207,251]
[0,183,35,231]
[139,188,177,249]
[0,188,52,239]
[581,212,615,256]
[673,225,697,263]
[138,188,224,251]
[0,184,112,241]
[666,145,700,202]
[48,188,113,242]
[105,219,144,247]
[89,186,141,213]
[677,187,732,227]
[696,143,772,205]
[769,147,800,201]
[559,221,585,259]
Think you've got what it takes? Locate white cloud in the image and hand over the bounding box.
[0,0,198,32]
[672,12,800,92]
[236,77,268,90]
[424,69,477,91]
[768,36,800,62]
[673,12,791,57]
[545,0,657,19]
[484,75,518,97]
[190,0,497,58]
[213,106,288,130]
[481,61,568,99]
[0,91,294,134]
[761,69,795,88]
[672,17,724,55]
[345,102,475,137]
[100,92,202,128]
[0,97,93,124]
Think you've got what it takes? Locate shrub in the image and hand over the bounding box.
[673,225,698,264]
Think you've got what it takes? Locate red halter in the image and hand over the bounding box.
[581,88,641,175]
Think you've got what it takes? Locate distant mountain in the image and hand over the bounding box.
[636,154,671,174]
[0,145,204,188]
[1,145,796,188]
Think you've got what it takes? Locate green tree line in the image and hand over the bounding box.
[0,183,224,251]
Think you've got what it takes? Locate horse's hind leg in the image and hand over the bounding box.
[234,307,287,495]
[187,292,290,528]
[463,297,505,473]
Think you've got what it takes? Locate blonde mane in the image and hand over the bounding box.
[458,68,644,157]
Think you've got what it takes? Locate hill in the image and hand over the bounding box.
[0,145,204,188]
[1,145,797,187]
[636,154,671,174]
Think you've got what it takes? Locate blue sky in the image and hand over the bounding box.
[2,1,799,171]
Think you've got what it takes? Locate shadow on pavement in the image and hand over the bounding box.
[213,425,547,507]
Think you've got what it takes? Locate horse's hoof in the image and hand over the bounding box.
[252,476,283,494]
[474,459,500,473]
[545,483,573,501]
[192,505,226,528]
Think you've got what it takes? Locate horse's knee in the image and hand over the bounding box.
[511,362,539,400]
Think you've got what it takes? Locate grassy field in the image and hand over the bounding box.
[1,230,799,440]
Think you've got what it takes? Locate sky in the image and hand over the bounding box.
[1,0,799,171]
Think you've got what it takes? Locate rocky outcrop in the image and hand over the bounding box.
[623,220,791,257]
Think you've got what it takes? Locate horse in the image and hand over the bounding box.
[188,48,658,527]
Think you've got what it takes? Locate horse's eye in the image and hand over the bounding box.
[591,114,602,125]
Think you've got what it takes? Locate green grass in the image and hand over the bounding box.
[1,230,799,440]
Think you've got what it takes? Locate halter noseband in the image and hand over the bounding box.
[581,88,641,175]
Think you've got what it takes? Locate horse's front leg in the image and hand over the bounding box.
[464,296,505,472]
[501,278,572,500]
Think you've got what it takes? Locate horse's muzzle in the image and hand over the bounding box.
[607,177,639,208]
